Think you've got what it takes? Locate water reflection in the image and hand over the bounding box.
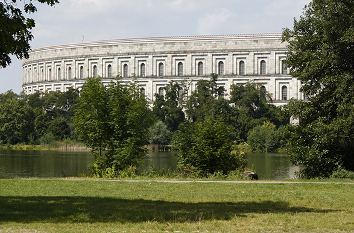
[0,150,93,178]
[0,150,297,180]
[247,153,299,180]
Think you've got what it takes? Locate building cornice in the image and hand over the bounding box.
[29,33,284,53]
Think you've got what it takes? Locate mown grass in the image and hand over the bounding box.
[0,179,353,232]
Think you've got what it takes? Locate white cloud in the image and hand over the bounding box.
[197,8,234,34]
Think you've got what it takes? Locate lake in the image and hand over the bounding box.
[0,150,298,180]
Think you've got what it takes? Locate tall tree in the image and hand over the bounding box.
[152,82,185,131]
[0,0,59,67]
[0,91,34,144]
[74,78,153,177]
[185,74,226,123]
[283,0,354,177]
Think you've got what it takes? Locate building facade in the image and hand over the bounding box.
[22,34,303,105]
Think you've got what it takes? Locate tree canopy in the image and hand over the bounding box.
[283,0,354,177]
[0,0,59,67]
[74,78,153,177]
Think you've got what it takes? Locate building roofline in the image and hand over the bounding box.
[30,33,284,53]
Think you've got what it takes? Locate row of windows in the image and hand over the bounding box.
[154,85,289,101]
[24,60,288,83]
[122,60,287,77]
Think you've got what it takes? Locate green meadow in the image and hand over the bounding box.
[0,179,353,232]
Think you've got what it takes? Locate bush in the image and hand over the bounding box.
[330,167,354,179]
[39,132,56,145]
[173,118,244,177]
[148,121,172,145]
[247,122,278,152]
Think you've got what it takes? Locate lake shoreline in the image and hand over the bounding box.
[0,142,89,152]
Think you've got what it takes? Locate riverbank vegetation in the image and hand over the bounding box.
[73,76,290,178]
[0,178,353,233]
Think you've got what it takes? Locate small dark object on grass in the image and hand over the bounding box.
[244,171,258,180]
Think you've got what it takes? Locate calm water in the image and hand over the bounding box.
[0,150,297,180]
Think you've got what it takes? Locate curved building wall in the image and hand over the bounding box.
[22,34,303,105]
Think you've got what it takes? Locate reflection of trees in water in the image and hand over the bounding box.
[247,153,295,180]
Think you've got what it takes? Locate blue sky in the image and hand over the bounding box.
[0,0,310,93]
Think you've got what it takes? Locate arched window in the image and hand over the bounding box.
[29,68,32,83]
[107,64,112,78]
[34,68,37,82]
[260,60,266,75]
[177,62,183,76]
[140,63,146,77]
[158,62,164,77]
[197,62,204,76]
[281,60,288,75]
[158,87,165,96]
[239,61,245,75]
[79,66,84,79]
[93,65,97,77]
[57,67,61,80]
[282,86,288,100]
[67,67,72,80]
[260,86,267,99]
[123,64,128,77]
[218,61,224,75]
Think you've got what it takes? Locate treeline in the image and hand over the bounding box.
[150,75,290,150]
[0,88,79,145]
[0,75,291,177]
[72,75,290,177]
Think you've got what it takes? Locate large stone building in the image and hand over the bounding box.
[22,34,303,105]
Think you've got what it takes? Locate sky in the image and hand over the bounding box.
[0,0,310,94]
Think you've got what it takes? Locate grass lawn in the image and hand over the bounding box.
[0,179,353,232]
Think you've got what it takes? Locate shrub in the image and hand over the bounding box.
[148,121,172,145]
[173,118,244,176]
[39,132,56,145]
[247,122,278,152]
[330,167,354,179]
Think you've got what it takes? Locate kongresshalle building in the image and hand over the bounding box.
[22,34,304,106]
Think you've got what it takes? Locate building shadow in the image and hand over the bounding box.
[0,196,335,223]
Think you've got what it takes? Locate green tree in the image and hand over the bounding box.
[74,78,153,176]
[149,121,172,146]
[48,116,71,140]
[186,74,226,122]
[24,88,79,142]
[247,122,278,153]
[105,82,153,173]
[0,92,34,144]
[152,82,185,131]
[229,83,289,141]
[283,0,354,177]
[0,0,59,67]
[74,78,109,158]
[173,118,244,176]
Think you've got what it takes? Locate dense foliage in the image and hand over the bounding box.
[283,0,354,177]
[74,78,153,177]
[172,75,288,176]
[152,82,185,132]
[0,0,59,67]
[0,76,289,177]
[173,118,246,176]
[0,89,78,145]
